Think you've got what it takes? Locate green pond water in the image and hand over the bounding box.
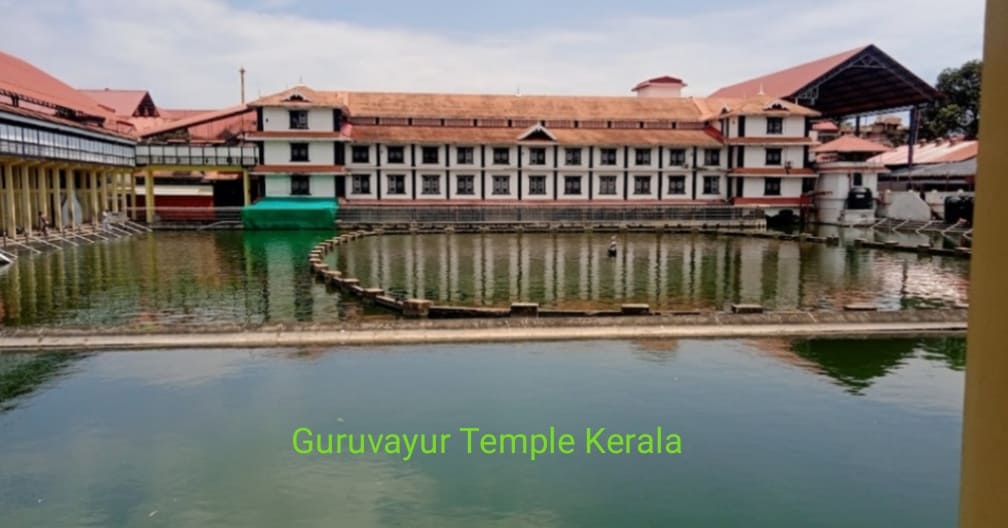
[0,230,969,326]
[0,338,965,527]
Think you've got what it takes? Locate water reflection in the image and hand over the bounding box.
[331,233,969,311]
[0,232,346,327]
[0,353,86,412]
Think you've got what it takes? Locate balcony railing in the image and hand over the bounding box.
[338,204,765,224]
[136,144,258,167]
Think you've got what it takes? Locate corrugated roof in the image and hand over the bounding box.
[886,158,976,178]
[869,140,978,165]
[710,46,868,99]
[812,135,891,153]
[0,50,112,120]
[79,89,153,117]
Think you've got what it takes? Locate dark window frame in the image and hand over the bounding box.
[351,145,370,164]
[289,110,309,130]
[764,177,782,196]
[290,174,311,195]
[422,146,440,164]
[565,148,582,166]
[668,175,686,195]
[765,148,783,166]
[421,174,440,195]
[702,175,720,195]
[492,174,510,195]
[703,149,720,166]
[668,149,687,166]
[387,146,405,164]
[633,175,651,195]
[351,174,371,194]
[529,148,547,165]
[456,174,475,195]
[598,175,618,195]
[600,148,618,166]
[564,175,582,195]
[766,117,784,135]
[387,174,406,195]
[492,148,510,165]
[529,175,548,195]
[634,148,652,166]
[290,142,310,162]
[457,147,475,164]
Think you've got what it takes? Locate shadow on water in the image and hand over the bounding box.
[0,354,87,412]
[789,337,965,394]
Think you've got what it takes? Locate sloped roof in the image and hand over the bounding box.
[0,50,111,120]
[247,85,349,109]
[710,45,938,117]
[348,125,721,146]
[869,140,978,166]
[632,76,686,91]
[695,93,820,119]
[813,134,891,153]
[711,46,868,99]
[79,89,153,117]
[138,105,252,138]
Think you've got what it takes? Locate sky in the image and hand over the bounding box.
[0,0,987,109]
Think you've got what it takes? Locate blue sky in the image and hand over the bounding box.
[0,0,986,108]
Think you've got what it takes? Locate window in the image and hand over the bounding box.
[600,148,618,166]
[289,110,308,130]
[528,175,547,195]
[492,175,510,195]
[802,177,817,193]
[529,148,546,165]
[351,146,369,164]
[422,146,439,164]
[290,143,309,162]
[564,176,582,195]
[668,175,686,195]
[387,174,406,195]
[334,143,345,165]
[565,148,582,165]
[456,174,475,195]
[704,149,720,166]
[493,148,510,165]
[765,148,783,166]
[351,174,371,194]
[764,177,782,196]
[853,173,863,186]
[635,148,651,166]
[421,174,440,195]
[598,175,618,195]
[703,175,720,194]
[290,174,310,195]
[387,146,405,164]
[457,147,475,164]
[668,149,686,166]
[633,175,651,195]
[766,117,784,135]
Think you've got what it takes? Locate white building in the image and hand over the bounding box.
[245,81,820,218]
[811,135,889,225]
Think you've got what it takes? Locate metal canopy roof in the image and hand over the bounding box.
[713,45,940,118]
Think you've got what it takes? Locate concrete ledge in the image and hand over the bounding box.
[731,303,764,314]
[431,306,510,318]
[844,303,880,312]
[621,303,651,315]
[403,299,433,318]
[510,302,540,317]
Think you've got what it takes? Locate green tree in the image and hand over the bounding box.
[920,60,982,139]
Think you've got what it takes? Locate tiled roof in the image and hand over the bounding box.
[869,140,978,165]
[247,86,349,109]
[632,76,686,91]
[348,125,722,146]
[245,131,351,140]
[729,167,817,176]
[727,137,818,145]
[138,105,252,138]
[710,46,869,99]
[0,51,112,120]
[0,99,135,140]
[79,89,152,117]
[812,121,840,132]
[812,135,890,154]
[695,94,820,119]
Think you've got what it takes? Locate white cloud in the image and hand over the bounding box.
[0,0,985,108]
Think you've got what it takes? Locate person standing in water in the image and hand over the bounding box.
[608,235,618,258]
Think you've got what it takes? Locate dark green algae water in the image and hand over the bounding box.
[0,231,968,526]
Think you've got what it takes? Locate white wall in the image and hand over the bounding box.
[521,146,556,169]
[448,171,482,199]
[662,173,691,199]
[740,146,805,168]
[484,172,518,200]
[261,107,334,132]
[263,141,335,165]
[523,172,555,201]
[593,173,624,200]
[263,174,334,197]
[627,173,659,200]
[742,116,806,137]
[556,172,589,200]
[740,177,804,197]
[380,171,413,198]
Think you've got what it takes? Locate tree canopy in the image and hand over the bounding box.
[920,60,982,140]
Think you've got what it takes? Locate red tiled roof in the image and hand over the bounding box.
[869,140,978,165]
[0,97,135,140]
[632,76,686,91]
[812,134,890,154]
[251,164,345,174]
[727,137,818,145]
[246,131,351,140]
[79,89,153,117]
[710,46,869,99]
[0,51,112,120]
[812,120,840,132]
[348,125,722,146]
[138,105,251,138]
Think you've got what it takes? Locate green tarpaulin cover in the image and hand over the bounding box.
[241,197,338,230]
